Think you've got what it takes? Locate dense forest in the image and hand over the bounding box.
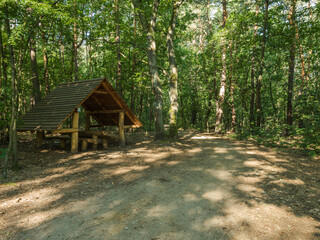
[0,0,319,159]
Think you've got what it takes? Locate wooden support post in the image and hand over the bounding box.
[36,130,43,148]
[81,140,88,151]
[102,139,108,149]
[85,110,90,131]
[60,139,66,149]
[119,111,125,147]
[92,135,98,150]
[71,111,79,153]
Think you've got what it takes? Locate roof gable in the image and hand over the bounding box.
[19,78,142,131]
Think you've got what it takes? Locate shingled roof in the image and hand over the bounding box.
[19,78,142,131]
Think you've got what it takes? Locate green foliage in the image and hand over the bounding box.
[0,0,318,155]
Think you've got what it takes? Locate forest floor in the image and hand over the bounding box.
[0,131,319,240]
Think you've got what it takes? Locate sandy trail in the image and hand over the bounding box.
[0,132,319,240]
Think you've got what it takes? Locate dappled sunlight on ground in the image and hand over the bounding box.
[0,132,319,239]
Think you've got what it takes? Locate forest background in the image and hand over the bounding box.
[0,0,319,164]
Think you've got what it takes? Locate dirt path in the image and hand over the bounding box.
[1,132,319,240]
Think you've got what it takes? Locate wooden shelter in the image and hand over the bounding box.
[19,78,142,152]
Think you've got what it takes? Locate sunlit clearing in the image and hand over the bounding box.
[183,193,200,202]
[215,148,228,153]
[191,136,218,139]
[147,204,175,218]
[109,165,149,176]
[271,178,305,186]
[202,189,230,203]
[200,201,318,239]
[167,161,181,166]
[206,169,233,182]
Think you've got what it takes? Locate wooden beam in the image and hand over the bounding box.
[60,139,66,149]
[85,110,91,131]
[52,128,78,134]
[81,140,88,151]
[92,135,98,150]
[71,111,79,153]
[101,81,124,108]
[102,139,108,149]
[36,130,43,148]
[86,109,123,114]
[119,111,125,147]
[94,90,108,94]
[124,125,140,129]
[90,95,111,126]
[100,79,143,128]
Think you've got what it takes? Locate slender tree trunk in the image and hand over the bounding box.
[229,41,236,132]
[131,3,137,111]
[42,33,49,94]
[255,0,269,127]
[73,0,78,82]
[0,21,8,89]
[249,1,259,128]
[135,0,164,140]
[287,0,296,126]
[30,37,41,104]
[215,0,227,133]
[4,5,18,174]
[205,87,214,132]
[295,24,307,91]
[88,44,92,78]
[114,0,122,96]
[306,0,312,83]
[167,0,183,140]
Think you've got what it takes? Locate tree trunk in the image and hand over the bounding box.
[73,0,78,82]
[167,0,183,140]
[114,0,122,96]
[215,0,227,133]
[229,41,236,132]
[249,1,259,128]
[135,0,164,140]
[30,37,41,104]
[0,21,8,87]
[42,33,50,94]
[306,0,312,83]
[287,0,296,126]
[255,0,269,127]
[131,3,137,111]
[4,4,18,172]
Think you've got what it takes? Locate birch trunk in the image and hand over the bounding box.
[215,0,227,133]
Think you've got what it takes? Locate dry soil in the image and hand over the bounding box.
[0,132,319,240]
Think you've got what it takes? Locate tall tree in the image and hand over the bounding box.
[30,36,41,104]
[255,0,269,127]
[215,0,227,133]
[167,0,183,140]
[229,40,236,132]
[3,3,18,177]
[249,0,260,128]
[286,0,296,126]
[134,0,164,140]
[0,20,8,88]
[114,0,122,96]
[73,0,78,82]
